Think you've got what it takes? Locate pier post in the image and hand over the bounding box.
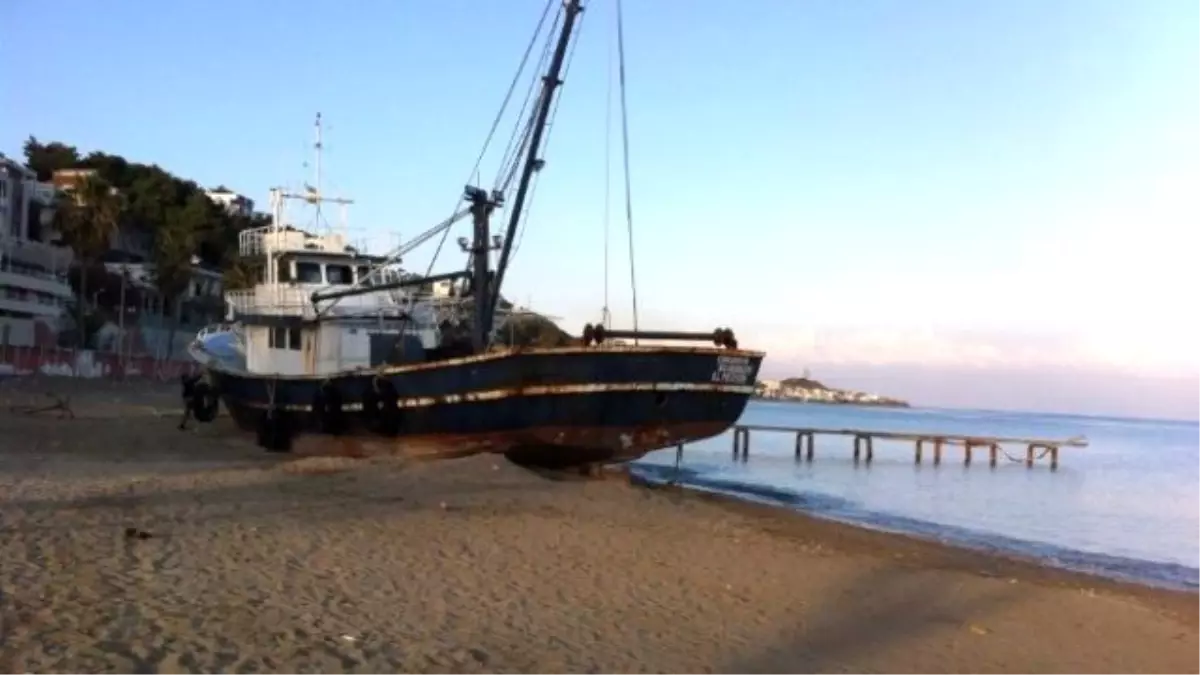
[720,425,1081,469]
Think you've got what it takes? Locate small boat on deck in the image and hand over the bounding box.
[186,0,764,468]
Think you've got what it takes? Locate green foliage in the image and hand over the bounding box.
[222,257,263,291]
[23,137,262,273]
[23,137,80,181]
[52,173,123,264]
[493,313,576,348]
[779,377,829,391]
[57,300,107,349]
[22,137,272,323]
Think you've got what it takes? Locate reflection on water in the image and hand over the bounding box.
[633,401,1200,590]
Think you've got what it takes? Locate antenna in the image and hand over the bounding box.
[314,112,323,231]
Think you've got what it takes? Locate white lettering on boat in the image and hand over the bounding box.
[711,355,753,385]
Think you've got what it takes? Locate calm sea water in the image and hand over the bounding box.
[631,401,1200,590]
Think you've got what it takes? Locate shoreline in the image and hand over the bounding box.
[628,463,1200,593]
[1,378,1197,672]
[627,467,1199,599]
[751,396,911,408]
[623,473,1199,621]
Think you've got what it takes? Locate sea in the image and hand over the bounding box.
[630,401,1200,591]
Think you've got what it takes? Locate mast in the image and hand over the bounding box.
[479,0,585,343]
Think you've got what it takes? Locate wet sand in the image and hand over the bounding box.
[1,378,1196,673]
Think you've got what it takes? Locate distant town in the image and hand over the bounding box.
[754,376,909,407]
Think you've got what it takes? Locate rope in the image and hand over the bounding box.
[423,0,558,280]
[494,7,560,194]
[506,8,586,269]
[601,9,613,329]
[615,0,640,338]
[485,13,586,348]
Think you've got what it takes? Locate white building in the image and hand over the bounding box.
[204,187,254,217]
[0,153,74,348]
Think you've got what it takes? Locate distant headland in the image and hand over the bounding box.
[754,377,909,408]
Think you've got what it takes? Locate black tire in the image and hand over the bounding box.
[189,381,220,423]
[363,379,401,436]
[312,384,346,435]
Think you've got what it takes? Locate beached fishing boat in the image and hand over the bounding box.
[186,0,764,467]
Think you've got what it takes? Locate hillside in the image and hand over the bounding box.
[757,376,909,407]
[492,313,577,348]
[779,377,830,391]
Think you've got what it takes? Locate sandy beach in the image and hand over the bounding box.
[0,378,1195,673]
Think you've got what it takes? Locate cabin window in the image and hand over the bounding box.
[270,326,302,351]
[326,264,353,285]
[356,266,373,286]
[295,262,322,284]
[277,259,293,282]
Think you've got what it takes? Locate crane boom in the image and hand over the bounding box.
[312,206,472,313]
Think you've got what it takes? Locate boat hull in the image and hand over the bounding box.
[206,345,763,467]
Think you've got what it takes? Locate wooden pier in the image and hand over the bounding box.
[723,424,1089,470]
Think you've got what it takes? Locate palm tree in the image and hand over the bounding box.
[52,175,124,347]
[152,203,202,360]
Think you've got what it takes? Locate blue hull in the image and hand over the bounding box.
[207,345,763,467]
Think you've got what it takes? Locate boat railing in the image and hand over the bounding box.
[227,286,318,318]
[238,226,365,258]
[237,227,269,258]
[225,284,471,321]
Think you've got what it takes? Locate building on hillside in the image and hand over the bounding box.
[103,222,154,263]
[0,153,74,348]
[97,260,225,358]
[50,168,98,194]
[204,187,254,217]
[49,168,152,263]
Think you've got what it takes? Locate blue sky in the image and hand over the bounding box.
[3,0,1197,418]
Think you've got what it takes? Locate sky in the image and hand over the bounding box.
[2,0,1197,419]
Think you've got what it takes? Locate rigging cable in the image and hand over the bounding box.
[494,9,560,194]
[423,0,558,279]
[361,0,555,366]
[504,7,587,270]
[485,7,588,346]
[615,0,640,337]
[601,4,613,330]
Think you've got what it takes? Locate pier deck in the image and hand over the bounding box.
[710,424,1089,470]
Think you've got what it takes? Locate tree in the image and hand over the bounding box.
[52,175,124,347]
[152,193,211,359]
[23,137,80,181]
[222,257,263,291]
